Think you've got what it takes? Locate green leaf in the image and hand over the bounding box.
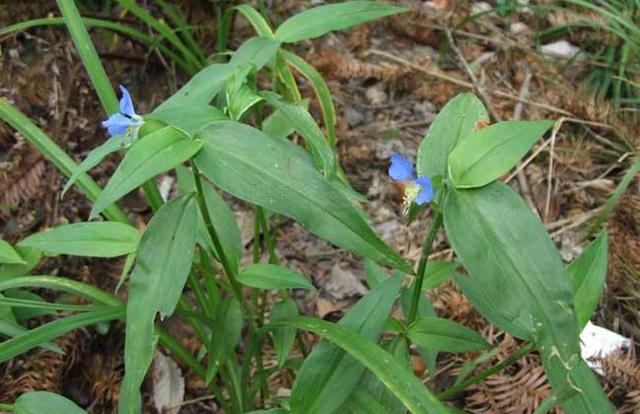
[155,37,280,112]
[238,264,314,291]
[444,182,614,413]
[19,222,140,258]
[448,120,554,188]
[206,298,243,384]
[290,274,403,414]
[337,388,391,414]
[14,391,86,414]
[227,85,262,121]
[274,1,406,43]
[417,93,488,178]
[90,126,202,218]
[231,5,274,37]
[0,306,124,362]
[262,99,309,140]
[279,316,449,414]
[261,91,336,178]
[5,290,51,321]
[364,258,388,289]
[422,261,457,290]
[194,121,412,274]
[407,317,490,352]
[119,195,198,413]
[61,134,128,198]
[0,239,25,264]
[281,51,337,148]
[0,276,120,307]
[400,288,438,378]
[567,231,608,329]
[0,247,42,283]
[271,297,299,368]
[0,317,62,354]
[147,105,226,135]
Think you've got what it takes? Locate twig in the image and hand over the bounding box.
[544,118,564,222]
[444,25,502,122]
[367,49,578,117]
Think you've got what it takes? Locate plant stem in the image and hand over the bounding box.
[257,207,278,264]
[0,403,13,410]
[406,212,443,324]
[436,341,536,400]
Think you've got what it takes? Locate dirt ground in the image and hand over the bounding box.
[1,1,639,413]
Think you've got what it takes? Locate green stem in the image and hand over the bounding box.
[257,207,278,264]
[436,342,536,400]
[0,403,13,410]
[406,212,443,324]
[188,270,214,317]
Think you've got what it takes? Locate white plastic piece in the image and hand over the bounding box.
[580,321,631,375]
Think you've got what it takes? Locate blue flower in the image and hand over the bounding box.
[388,152,433,212]
[102,85,144,137]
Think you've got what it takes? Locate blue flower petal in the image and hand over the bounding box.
[102,112,134,136]
[118,85,136,117]
[389,152,415,181]
[415,176,434,205]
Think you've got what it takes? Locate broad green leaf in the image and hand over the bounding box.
[444,182,613,413]
[337,388,392,414]
[567,231,608,329]
[262,99,310,140]
[448,120,554,188]
[0,306,124,362]
[0,246,42,283]
[155,37,280,112]
[407,317,490,352]
[206,298,243,384]
[61,134,127,198]
[271,297,299,368]
[417,93,488,178]
[14,391,86,414]
[194,121,412,274]
[238,264,315,291]
[274,1,406,43]
[147,105,226,135]
[364,258,387,289]
[290,274,403,414]
[90,127,202,218]
[227,85,262,121]
[358,336,411,414]
[422,261,457,290]
[261,91,336,178]
[0,239,25,264]
[119,195,198,413]
[19,222,140,258]
[281,51,337,147]
[279,316,449,414]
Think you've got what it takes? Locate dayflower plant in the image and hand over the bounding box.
[389,152,433,213]
[102,85,144,141]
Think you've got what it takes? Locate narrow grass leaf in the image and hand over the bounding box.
[119,195,198,413]
[205,299,243,384]
[194,121,412,273]
[238,264,314,291]
[274,1,406,43]
[19,222,140,258]
[0,306,124,363]
[290,274,403,414]
[271,297,299,368]
[448,120,554,188]
[0,318,62,354]
[0,276,121,307]
[90,127,202,218]
[279,316,449,414]
[567,231,608,329]
[62,134,127,198]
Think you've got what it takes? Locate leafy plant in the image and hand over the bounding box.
[0,2,617,414]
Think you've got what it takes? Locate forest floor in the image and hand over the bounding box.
[0,1,639,413]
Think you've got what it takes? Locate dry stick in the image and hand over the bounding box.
[444,25,503,122]
[367,49,576,117]
[512,68,539,214]
[544,118,564,222]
